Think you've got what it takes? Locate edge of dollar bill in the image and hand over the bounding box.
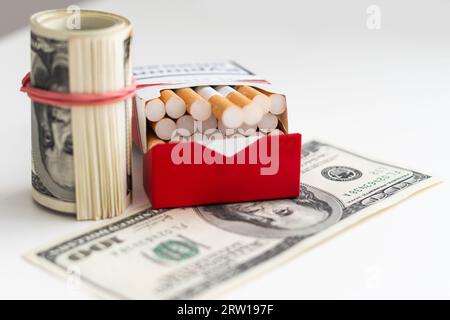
[24,140,441,299]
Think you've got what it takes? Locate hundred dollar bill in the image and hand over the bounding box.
[29,10,133,219]
[31,32,75,212]
[25,141,439,299]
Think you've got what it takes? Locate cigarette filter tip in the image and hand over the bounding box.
[269,93,287,115]
[176,115,195,136]
[222,106,244,129]
[190,100,212,121]
[258,113,278,131]
[145,98,166,122]
[243,102,264,126]
[200,115,218,133]
[153,118,177,141]
[236,85,271,114]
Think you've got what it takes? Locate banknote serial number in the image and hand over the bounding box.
[177,304,274,317]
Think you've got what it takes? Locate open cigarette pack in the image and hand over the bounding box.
[132,61,301,208]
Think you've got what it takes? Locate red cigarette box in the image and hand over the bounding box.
[132,62,301,209]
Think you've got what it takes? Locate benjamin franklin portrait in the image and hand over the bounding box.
[197,185,343,238]
[31,33,75,198]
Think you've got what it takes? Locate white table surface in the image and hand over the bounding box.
[0,0,449,299]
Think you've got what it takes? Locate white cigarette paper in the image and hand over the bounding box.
[196,86,243,129]
[216,85,263,126]
[258,113,278,131]
[176,115,195,136]
[255,88,287,115]
[152,118,177,141]
[236,85,271,114]
[199,115,218,133]
[145,98,166,122]
[268,93,287,115]
[175,88,211,121]
[160,89,186,119]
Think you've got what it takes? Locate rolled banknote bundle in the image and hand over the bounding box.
[29,10,133,220]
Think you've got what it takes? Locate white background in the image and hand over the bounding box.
[0,0,449,299]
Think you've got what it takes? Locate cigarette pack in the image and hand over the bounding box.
[132,61,301,208]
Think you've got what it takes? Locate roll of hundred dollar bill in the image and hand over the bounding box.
[30,10,133,220]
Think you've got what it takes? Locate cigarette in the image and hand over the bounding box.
[255,88,287,115]
[175,88,212,121]
[199,114,218,133]
[147,132,165,151]
[160,89,186,119]
[257,113,278,131]
[176,114,195,136]
[237,123,257,136]
[151,118,177,141]
[218,120,236,136]
[145,98,166,122]
[196,86,244,129]
[216,86,263,126]
[235,85,271,114]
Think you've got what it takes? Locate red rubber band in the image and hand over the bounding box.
[20,72,163,107]
[20,72,268,108]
